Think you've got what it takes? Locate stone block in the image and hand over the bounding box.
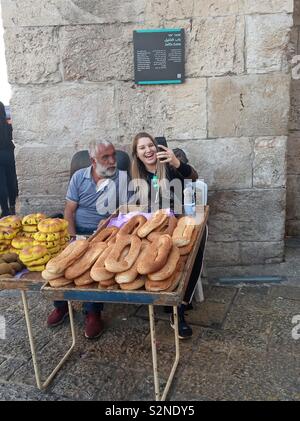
[208,74,290,137]
[287,132,300,175]
[286,219,300,236]
[240,242,284,265]
[208,189,286,242]
[290,79,300,131]
[18,195,65,216]
[61,25,134,82]
[186,16,244,77]
[205,241,241,267]
[193,0,239,17]
[1,0,146,27]
[144,0,193,25]
[295,0,300,26]
[239,0,294,14]
[10,84,118,146]
[246,14,293,73]
[117,78,207,141]
[170,137,252,190]
[253,137,287,188]
[4,27,61,84]
[15,145,73,197]
[286,175,300,220]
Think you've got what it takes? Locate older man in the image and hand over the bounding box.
[65,140,129,236]
[47,140,129,339]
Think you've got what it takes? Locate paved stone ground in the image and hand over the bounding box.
[0,243,299,401]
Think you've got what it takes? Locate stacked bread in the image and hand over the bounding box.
[33,217,70,257]
[21,213,47,238]
[0,216,22,255]
[43,211,197,292]
[10,217,70,271]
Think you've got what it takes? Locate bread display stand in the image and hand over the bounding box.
[41,205,209,401]
[0,271,76,390]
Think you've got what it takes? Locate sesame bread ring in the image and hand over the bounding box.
[90,244,115,282]
[22,225,39,233]
[118,215,147,236]
[172,216,196,247]
[19,245,49,263]
[26,254,51,267]
[22,213,47,226]
[137,234,173,275]
[99,278,117,288]
[91,227,119,244]
[137,210,168,238]
[46,240,89,274]
[178,227,198,255]
[38,218,68,233]
[42,269,64,281]
[74,270,95,286]
[145,274,175,292]
[0,216,22,229]
[0,227,18,240]
[64,241,107,280]
[147,215,178,242]
[119,276,145,291]
[148,245,180,281]
[115,240,149,284]
[22,232,36,238]
[105,235,142,273]
[11,236,34,250]
[49,277,74,288]
[0,244,10,252]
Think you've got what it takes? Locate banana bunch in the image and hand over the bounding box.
[19,245,51,272]
[0,217,22,255]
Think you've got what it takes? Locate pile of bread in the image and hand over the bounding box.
[0,214,69,272]
[42,210,198,292]
[0,252,25,279]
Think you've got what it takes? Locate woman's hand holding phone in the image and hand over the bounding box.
[156,145,181,168]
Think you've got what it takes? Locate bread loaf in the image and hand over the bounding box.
[137,234,173,275]
[148,245,180,281]
[115,240,149,284]
[137,210,168,238]
[147,215,178,242]
[105,234,141,273]
[172,216,196,247]
[49,277,74,288]
[119,276,145,291]
[64,241,106,280]
[118,215,147,236]
[90,244,115,282]
[74,270,94,286]
[90,227,119,244]
[46,240,89,274]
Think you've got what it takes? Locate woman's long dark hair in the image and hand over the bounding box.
[0,102,8,126]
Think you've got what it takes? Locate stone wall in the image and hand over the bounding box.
[287,0,300,236]
[1,0,294,267]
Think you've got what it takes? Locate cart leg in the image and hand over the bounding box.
[149,305,180,401]
[21,292,76,390]
[161,305,180,401]
[149,304,160,401]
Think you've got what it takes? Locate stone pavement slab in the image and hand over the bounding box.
[0,283,299,401]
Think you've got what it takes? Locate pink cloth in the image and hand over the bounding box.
[107,209,173,228]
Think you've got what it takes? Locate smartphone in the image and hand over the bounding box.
[155,136,168,148]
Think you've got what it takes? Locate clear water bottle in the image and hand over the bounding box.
[183,185,196,216]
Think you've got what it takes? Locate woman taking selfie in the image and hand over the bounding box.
[130,132,206,339]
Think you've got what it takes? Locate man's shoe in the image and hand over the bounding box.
[170,312,193,339]
[47,307,69,327]
[84,312,104,339]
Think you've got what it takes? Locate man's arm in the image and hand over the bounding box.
[64,200,78,236]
